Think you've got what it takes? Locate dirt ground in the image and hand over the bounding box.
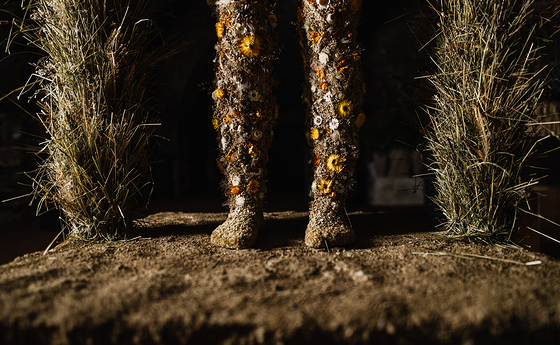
[1,210,559,345]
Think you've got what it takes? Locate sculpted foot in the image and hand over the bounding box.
[305,199,355,248]
[211,208,263,249]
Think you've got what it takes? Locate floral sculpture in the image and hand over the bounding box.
[210,0,364,249]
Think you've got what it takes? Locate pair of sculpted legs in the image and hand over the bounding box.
[210,0,364,249]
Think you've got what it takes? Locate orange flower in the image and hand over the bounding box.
[311,154,321,166]
[316,69,325,79]
[229,186,240,195]
[309,31,322,43]
[247,180,260,193]
[319,82,328,91]
[337,59,349,73]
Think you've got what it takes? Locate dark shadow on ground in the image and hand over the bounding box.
[131,210,439,251]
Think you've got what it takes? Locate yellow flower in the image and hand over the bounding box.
[225,149,235,161]
[247,180,260,193]
[256,111,262,118]
[338,99,354,118]
[316,69,325,79]
[310,128,320,140]
[247,143,259,157]
[215,88,225,99]
[212,118,219,131]
[326,154,346,173]
[238,35,261,58]
[318,180,333,194]
[356,112,366,128]
[215,22,225,38]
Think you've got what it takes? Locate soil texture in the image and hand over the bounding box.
[1,211,559,344]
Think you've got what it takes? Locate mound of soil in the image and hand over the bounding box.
[1,211,559,344]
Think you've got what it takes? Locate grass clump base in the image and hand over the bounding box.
[426,0,550,244]
[20,0,164,241]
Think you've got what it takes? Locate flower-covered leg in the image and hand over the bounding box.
[298,0,365,248]
[210,0,279,249]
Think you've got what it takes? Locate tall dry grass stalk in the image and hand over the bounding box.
[426,0,550,243]
[20,0,164,241]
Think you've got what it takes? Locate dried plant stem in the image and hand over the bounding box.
[21,0,162,241]
[426,0,547,243]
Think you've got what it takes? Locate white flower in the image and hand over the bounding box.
[248,90,261,102]
[319,52,329,64]
[330,130,340,141]
[236,196,245,206]
[314,116,323,126]
[237,82,249,94]
[252,130,263,141]
[231,175,240,186]
[311,180,317,192]
[221,137,228,150]
[329,118,339,130]
[216,0,234,6]
[317,0,329,9]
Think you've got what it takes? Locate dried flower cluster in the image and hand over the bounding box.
[298,0,364,247]
[210,0,279,248]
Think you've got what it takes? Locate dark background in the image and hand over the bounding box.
[1,0,558,263]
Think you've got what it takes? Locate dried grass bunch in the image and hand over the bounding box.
[21,0,164,241]
[426,0,549,243]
